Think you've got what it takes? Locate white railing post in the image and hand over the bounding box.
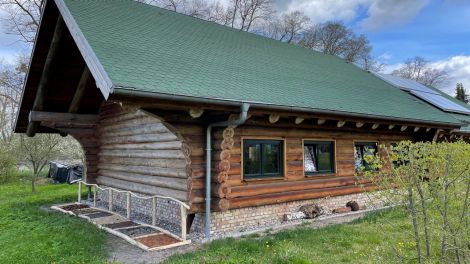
[180,205,187,241]
[108,189,113,211]
[78,181,82,203]
[127,192,131,219]
[93,185,97,207]
[152,197,157,226]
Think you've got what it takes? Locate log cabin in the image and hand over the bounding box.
[14,0,470,238]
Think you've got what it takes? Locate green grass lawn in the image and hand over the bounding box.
[166,209,417,264]
[1,180,417,264]
[0,181,108,264]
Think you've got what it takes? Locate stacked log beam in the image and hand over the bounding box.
[94,103,190,203]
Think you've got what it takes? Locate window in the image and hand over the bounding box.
[304,141,335,175]
[243,139,284,179]
[354,142,378,172]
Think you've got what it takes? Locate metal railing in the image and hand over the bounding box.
[77,181,189,241]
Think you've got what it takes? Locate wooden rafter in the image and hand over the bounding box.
[337,121,346,128]
[269,114,280,123]
[356,122,364,128]
[295,117,304,125]
[188,108,204,118]
[371,124,380,130]
[26,16,65,137]
[68,67,91,113]
[29,111,99,125]
[388,124,395,130]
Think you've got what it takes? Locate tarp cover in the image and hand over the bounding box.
[48,162,83,184]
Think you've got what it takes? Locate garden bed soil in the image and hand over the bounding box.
[136,234,180,248]
[119,226,159,238]
[61,204,89,211]
[73,208,101,215]
[104,221,140,229]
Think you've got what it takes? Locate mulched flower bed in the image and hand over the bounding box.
[136,233,180,248]
[104,221,140,229]
[61,204,89,211]
[119,226,159,238]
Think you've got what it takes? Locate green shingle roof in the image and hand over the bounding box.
[61,0,461,126]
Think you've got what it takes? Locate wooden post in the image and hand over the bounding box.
[26,16,65,137]
[127,192,131,219]
[152,197,157,226]
[180,206,187,241]
[108,189,113,211]
[78,181,82,203]
[93,186,97,207]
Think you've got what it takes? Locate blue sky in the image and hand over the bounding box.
[274,0,470,93]
[1,0,470,94]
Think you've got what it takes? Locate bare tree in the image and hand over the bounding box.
[0,0,44,43]
[298,21,375,69]
[392,56,448,87]
[0,56,27,143]
[18,134,63,192]
[264,11,309,43]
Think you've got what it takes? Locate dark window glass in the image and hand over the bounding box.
[243,140,283,179]
[304,141,335,175]
[354,142,378,172]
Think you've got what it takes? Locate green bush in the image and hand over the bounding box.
[0,149,17,184]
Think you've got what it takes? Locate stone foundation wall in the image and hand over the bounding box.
[94,187,182,234]
[190,191,385,236]
[90,187,384,238]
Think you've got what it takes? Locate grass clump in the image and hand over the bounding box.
[0,182,108,263]
[165,209,414,264]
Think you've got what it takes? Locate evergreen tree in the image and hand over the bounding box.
[455,83,468,104]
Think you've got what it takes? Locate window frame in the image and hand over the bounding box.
[354,141,379,172]
[242,138,285,181]
[302,139,336,176]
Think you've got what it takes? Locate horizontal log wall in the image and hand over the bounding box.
[207,116,410,211]
[94,103,190,203]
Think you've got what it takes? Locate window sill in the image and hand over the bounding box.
[243,176,285,183]
[304,172,336,177]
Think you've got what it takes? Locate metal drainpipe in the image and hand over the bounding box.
[205,103,250,240]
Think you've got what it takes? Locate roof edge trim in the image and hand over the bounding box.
[54,0,113,99]
[113,87,463,127]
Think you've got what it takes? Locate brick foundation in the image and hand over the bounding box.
[190,191,384,236]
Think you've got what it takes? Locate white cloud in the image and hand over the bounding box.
[378,52,392,61]
[362,0,429,31]
[281,0,429,30]
[284,0,371,24]
[429,56,470,94]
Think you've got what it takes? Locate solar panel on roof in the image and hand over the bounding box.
[373,73,440,95]
[410,91,470,114]
[372,72,470,114]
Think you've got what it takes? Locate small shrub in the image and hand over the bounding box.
[0,149,17,184]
